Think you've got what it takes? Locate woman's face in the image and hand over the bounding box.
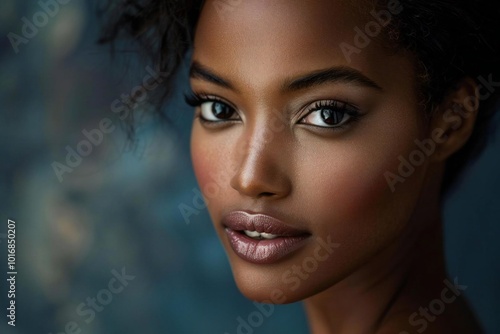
[190,0,434,303]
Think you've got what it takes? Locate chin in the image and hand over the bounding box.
[221,236,348,304]
[229,260,350,304]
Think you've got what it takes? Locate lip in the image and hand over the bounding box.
[222,210,311,264]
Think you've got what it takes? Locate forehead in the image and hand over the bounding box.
[193,0,412,94]
[195,0,361,62]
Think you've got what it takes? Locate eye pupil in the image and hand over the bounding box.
[320,108,342,125]
[212,102,232,119]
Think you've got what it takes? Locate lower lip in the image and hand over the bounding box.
[225,228,310,264]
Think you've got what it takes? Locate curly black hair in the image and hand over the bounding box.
[98,0,500,196]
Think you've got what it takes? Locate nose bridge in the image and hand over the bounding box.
[230,112,292,199]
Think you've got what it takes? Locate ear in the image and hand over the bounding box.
[427,77,480,162]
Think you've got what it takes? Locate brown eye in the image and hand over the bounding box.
[300,100,360,129]
[320,109,346,125]
[200,101,238,122]
[301,108,351,128]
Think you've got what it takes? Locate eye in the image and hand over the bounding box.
[300,100,360,129]
[184,92,240,123]
[199,101,237,122]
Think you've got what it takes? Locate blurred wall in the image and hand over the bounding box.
[0,1,498,333]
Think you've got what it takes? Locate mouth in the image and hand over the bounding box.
[241,230,282,240]
[222,211,311,264]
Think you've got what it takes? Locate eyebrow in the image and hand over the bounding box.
[189,61,383,92]
[190,61,235,90]
[283,67,383,92]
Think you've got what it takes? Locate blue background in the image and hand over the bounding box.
[0,1,499,333]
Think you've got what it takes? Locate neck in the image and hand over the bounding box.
[303,209,446,334]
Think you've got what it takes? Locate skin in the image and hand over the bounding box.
[188,0,483,333]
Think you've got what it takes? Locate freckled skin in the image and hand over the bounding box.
[189,0,482,333]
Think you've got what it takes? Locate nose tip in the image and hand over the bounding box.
[230,170,291,200]
[229,145,292,200]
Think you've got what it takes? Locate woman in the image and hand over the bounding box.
[101,0,499,332]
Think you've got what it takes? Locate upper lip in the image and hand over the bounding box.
[222,210,310,237]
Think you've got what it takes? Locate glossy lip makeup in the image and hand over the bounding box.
[222,211,311,264]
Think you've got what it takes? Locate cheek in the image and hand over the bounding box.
[301,123,426,246]
[190,132,209,190]
[191,147,212,195]
[190,127,235,213]
[190,128,215,206]
[268,128,429,301]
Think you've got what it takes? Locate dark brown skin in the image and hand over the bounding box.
[189,0,483,333]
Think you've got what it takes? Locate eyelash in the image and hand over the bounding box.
[305,100,361,130]
[184,91,362,131]
[184,92,234,124]
[184,92,228,109]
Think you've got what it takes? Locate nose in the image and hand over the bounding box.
[229,122,292,200]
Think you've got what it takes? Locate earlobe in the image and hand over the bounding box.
[427,77,480,162]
